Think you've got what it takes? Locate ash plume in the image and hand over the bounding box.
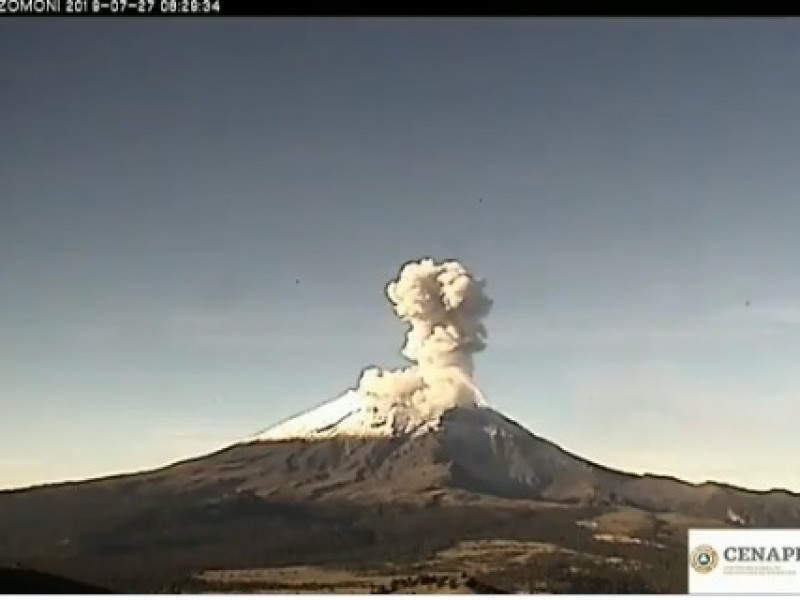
[356,258,493,420]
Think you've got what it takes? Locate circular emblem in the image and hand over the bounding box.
[690,544,719,574]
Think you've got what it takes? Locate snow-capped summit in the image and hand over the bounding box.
[251,388,468,442]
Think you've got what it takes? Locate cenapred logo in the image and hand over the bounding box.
[690,544,720,574]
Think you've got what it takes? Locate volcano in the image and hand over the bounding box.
[1,258,798,593]
[1,394,798,593]
[244,390,800,518]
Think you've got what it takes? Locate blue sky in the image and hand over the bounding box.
[2,19,799,491]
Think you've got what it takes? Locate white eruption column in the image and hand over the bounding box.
[356,258,493,420]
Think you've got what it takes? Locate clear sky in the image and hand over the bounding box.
[2,19,799,492]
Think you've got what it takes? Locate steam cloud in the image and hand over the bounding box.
[356,258,493,420]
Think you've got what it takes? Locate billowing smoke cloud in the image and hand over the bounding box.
[356,258,493,421]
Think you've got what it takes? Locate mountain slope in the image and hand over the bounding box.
[236,405,800,525]
[4,403,795,523]
[0,401,797,592]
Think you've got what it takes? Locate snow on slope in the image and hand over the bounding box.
[251,389,464,441]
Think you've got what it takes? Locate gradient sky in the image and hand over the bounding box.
[2,19,799,492]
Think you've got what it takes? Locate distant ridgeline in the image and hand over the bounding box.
[0,567,114,594]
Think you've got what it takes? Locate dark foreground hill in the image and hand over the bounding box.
[0,406,797,593]
[0,567,114,593]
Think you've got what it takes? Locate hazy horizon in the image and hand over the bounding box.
[2,19,799,492]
